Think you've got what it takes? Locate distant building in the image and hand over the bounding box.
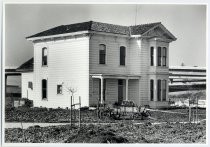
[17,21,176,108]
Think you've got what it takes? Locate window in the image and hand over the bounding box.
[57,85,62,94]
[99,44,106,64]
[28,82,33,90]
[150,47,154,66]
[42,47,47,66]
[162,47,167,66]
[150,79,154,101]
[42,79,47,99]
[120,46,126,65]
[157,80,161,101]
[162,80,167,101]
[157,47,161,66]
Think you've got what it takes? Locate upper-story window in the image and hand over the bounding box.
[99,44,106,64]
[157,47,162,66]
[42,47,48,66]
[162,47,167,66]
[120,46,126,66]
[150,47,154,66]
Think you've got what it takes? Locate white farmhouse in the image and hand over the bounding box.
[17,21,176,108]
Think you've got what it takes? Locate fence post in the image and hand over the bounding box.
[70,96,72,127]
[196,96,198,123]
[189,104,191,123]
[79,96,81,128]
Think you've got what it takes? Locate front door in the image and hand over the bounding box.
[118,79,124,104]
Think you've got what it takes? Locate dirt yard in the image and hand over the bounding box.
[4,90,206,143]
[5,121,206,143]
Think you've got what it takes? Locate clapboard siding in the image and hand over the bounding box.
[128,79,139,104]
[89,35,129,74]
[128,39,141,74]
[33,37,89,108]
[139,39,150,105]
[89,78,118,105]
[21,72,34,100]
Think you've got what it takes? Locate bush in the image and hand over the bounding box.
[24,99,33,107]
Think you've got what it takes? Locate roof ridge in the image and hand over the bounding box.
[129,22,161,27]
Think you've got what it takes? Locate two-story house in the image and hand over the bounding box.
[17,21,176,108]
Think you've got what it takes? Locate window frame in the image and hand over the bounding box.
[42,47,48,66]
[120,46,126,66]
[28,81,33,90]
[157,79,161,101]
[162,47,167,66]
[150,47,154,66]
[99,44,106,64]
[157,47,162,66]
[57,84,63,95]
[150,79,154,101]
[42,79,47,100]
[162,80,167,101]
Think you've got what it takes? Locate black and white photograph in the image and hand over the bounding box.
[2,1,207,145]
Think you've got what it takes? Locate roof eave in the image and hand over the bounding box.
[16,69,34,73]
[26,31,90,41]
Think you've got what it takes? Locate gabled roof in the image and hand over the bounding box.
[26,21,130,39]
[16,58,34,72]
[130,22,161,35]
[26,21,176,41]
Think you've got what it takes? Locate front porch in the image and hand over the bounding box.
[89,74,140,106]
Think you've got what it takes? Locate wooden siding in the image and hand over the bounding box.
[139,39,150,105]
[89,78,139,105]
[128,79,139,104]
[21,72,34,100]
[33,37,89,108]
[89,78,118,105]
[89,34,129,74]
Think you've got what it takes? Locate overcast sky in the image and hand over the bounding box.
[5,4,206,67]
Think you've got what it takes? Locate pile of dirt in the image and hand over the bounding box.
[65,125,128,143]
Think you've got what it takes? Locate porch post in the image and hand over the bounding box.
[126,78,129,101]
[100,77,104,104]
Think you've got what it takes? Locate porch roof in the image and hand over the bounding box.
[90,73,140,79]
